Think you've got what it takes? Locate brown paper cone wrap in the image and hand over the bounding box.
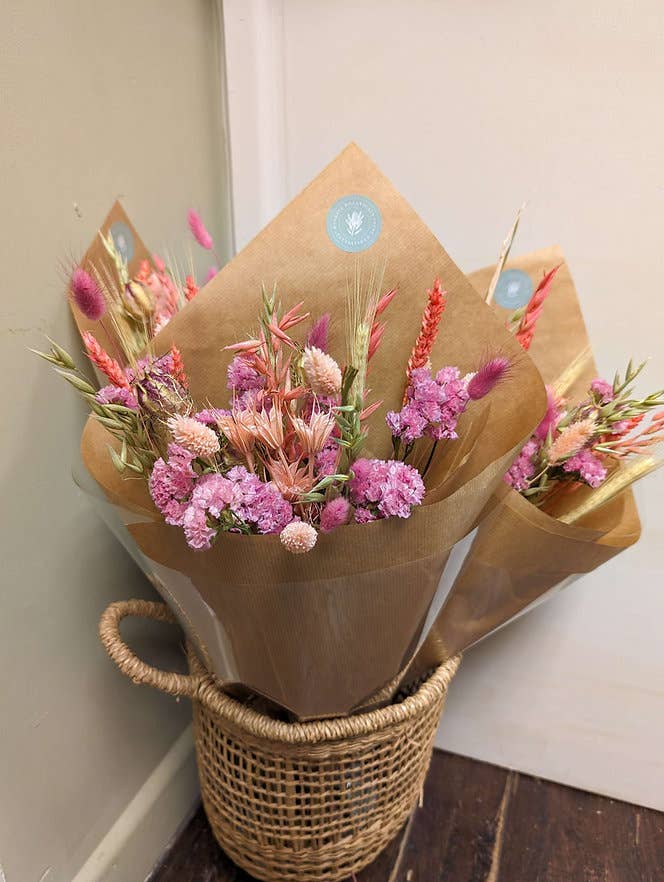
[405,247,642,681]
[78,145,547,718]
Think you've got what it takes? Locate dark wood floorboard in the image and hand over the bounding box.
[149,750,664,882]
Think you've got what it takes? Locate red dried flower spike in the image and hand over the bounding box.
[515,265,560,351]
[82,332,129,388]
[406,278,447,388]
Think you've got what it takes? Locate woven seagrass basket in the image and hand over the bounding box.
[100,599,460,882]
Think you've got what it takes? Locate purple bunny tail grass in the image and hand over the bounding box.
[187,209,214,250]
[467,356,511,400]
[204,265,218,283]
[70,266,106,321]
[307,313,331,352]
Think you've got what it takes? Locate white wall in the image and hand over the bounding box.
[224,0,664,809]
[1,2,231,880]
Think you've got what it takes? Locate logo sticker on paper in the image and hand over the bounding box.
[109,221,135,263]
[326,195,382,253]
[493,269,533,309]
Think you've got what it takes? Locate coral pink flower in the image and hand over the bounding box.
[266,454,314,501]
[216,410,257,469]
[250,408,285,449]
[302,346,342,397]
[291,410,336,457]
[169,344,188,388]
[185,276,198,302]
[280,521,318,554]
[167,415,220,458]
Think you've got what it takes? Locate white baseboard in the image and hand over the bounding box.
[71,725,199,882]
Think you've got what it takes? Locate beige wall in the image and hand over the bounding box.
[1,2,230,880]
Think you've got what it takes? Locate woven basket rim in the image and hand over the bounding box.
[189,648,461,745]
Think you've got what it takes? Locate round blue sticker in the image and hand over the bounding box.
[494,269,533,309]
[326,195,382,253]
[109,221,135,263]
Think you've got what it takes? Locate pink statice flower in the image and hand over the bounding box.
[315,438,340,476]
[349,458,425,521]
[194,407,230,425]
[226,466,293,534]
[149,444,197,526]
[96,384,139,410]
[182,505,216,550]
[562,448,608,488]
[386,366,470,444]
[504,438,540,491]
[591,378,615,404]
[320,496,351,533]
[354,506,377,524]
[190,473,234,516]
[227,356,265,394]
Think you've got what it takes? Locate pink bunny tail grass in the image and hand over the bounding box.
[187,209,214,250]
[307,314,331,351]
[549,416,596,463]
[536,386,562,440]
[204,265,218,283]
[320,496,351,533]
[515,265,561,351]
[467,356,511,400]
[70,267,106,321]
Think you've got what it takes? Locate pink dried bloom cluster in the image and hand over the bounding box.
[504,438,540,491]
[590,378,614,404]
[183,468,292,550]
[227,356,265,396]
[194,407,230,425]
[96,384,139,410]
[225,466,293,535]
[149,446,293,550]
[562,449,607,488]
[149,444,197,528]
[315,439,340,477]
[349,458,425,522]
[387,366,470,444]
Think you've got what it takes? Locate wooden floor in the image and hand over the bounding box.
[150,750,664,882]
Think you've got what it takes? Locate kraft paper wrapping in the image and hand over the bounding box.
[405,247,642,680]
[79,144,546,719]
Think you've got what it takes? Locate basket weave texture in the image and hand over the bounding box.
[99,599,460,882]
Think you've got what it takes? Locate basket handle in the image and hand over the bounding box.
[99,599,202,699]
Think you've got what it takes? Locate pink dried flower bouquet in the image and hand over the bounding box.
[505,360,664,505]
[37,260,510,554]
